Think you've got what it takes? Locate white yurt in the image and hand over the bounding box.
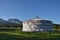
[22,17,53,32]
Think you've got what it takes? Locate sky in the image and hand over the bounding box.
[0,0,60,24]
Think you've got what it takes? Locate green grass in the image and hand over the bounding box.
[0,28,60,40]
[0,31,60,40]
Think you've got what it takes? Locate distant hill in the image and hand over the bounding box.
[0,18,6,22]
[0,18,22,27]
[0,18,7,25]
[8,19,22,24]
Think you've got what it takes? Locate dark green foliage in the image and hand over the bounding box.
[53,24,60,29]
[53,24,60,33]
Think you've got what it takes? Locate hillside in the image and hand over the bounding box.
[0,18,22,28]
[8,18,22,24]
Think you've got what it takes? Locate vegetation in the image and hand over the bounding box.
[53,24,60,29]
[53,24,60,33]
[0,26,60,40]
[0,31,60,40]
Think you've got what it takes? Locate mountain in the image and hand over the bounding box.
[0,18,6,22]
[0,18,7,25]
[0,18,22,27]
[0,18,22,25]
[8,18,22,24]
[0,18,15,25]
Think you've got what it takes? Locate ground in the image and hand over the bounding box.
[0,31,60,40]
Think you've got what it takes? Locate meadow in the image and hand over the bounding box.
[0,28,60,40]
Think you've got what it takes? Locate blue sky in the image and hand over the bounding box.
[0,0,60,24]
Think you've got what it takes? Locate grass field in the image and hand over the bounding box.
[0,28,60,40]
[0,31,60,40]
